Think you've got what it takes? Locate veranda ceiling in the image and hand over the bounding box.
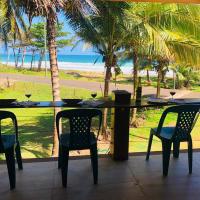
[112,0,200,4]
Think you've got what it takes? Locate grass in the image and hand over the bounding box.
[0,81,101,159]
[1,65,200,158]
[129,108,200,152]
[0,64,105,82]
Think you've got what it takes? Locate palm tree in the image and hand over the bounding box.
[124,3,200,98]
[68,0,130,138]
[170,65,200,89]
[1,0,97,156]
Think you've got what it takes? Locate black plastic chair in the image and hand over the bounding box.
[56,109,102,187]
[146,105,200,176]
[0,111,23,190]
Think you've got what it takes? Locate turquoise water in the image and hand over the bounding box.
[0,53,134,73]
[0,54,103,64]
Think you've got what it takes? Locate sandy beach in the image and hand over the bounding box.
[2,61,174,77]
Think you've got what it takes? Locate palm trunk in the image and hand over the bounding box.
[133,52,138,100]
[21,47,26,68]
[156,68,162,98]
[16,48,21,68]
[131,51,138,126]
[161,70,167,88]
[47,10,61,157]
[6,48,10,66]
[147,70,151,85]
[104,66,111,98]
[12,47,17,67]
[30,49,35,70]
[38,49,45,71]
[102,64,111,139]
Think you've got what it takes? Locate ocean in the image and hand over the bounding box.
[0,53,134,74]
[0,53,172,76]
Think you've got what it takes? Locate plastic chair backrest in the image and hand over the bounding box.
[56,109,102,147]
[157,105,200,140]
[0,111,18,151]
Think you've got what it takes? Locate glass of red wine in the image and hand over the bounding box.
[25,93,32,101]
[91,92,97,100]
[170,91,176,100]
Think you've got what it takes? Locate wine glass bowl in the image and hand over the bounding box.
[170,91,176,99]
[25,94,32,101]
[91,92,97,99]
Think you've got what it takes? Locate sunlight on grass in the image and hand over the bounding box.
[1,80,200,158]
[0,81,101,159]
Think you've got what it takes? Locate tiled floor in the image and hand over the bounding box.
[1,153,200,200]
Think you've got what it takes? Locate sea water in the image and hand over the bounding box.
[0,53,134,74]
[0,53,173,76]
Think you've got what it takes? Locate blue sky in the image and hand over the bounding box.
[30,14,97,55]
[0,13,97,55]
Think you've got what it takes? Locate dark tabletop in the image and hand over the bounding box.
[0,100,170,109]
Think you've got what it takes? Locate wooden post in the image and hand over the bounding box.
[110,90,131,160]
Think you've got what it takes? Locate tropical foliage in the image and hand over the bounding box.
[30,22,74,70]
[0,0,97,155]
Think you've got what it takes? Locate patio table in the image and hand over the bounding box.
[1,97,199,161]
[0,97,171,161]
[5,92,200,159]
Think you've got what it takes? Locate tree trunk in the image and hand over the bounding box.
[30,49,35,70]
[21,47,26,68]
[102,65,112,139]
[133,52,138,100]
[38,49,45,71]
[161,70,167,88]
[146,70,151,85]
[16,48,21,68]
[156,68,162,98]
[47,10,61,157]
[131,51,138,126]
[6,48,10,66]
[12,47,17,67]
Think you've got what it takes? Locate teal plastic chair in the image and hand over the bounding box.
[146,105,200,176]
[56,109,102,187]
[0,111,23,190]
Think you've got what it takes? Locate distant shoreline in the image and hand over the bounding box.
[1,61,133,74]
[0,61,174,77]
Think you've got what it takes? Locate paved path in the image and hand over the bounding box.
[1,73,199,99]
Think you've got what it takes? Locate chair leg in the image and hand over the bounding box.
[61,146,69,188]
[188,137,193,174]
[173,140,180,158]
[5,147,16,190]
[58,144,62,169]
[90,144,98,184]
[15,141,23,170]
[162,139,172,176]
[146,133,153,160]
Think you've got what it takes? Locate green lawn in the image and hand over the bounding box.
[1,64,200,92]
[0,81,101,159]
[1,67,200,158]
[129,108,200,152]
[0,64,104,82]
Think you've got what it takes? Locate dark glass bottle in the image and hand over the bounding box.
[136,77,142,103]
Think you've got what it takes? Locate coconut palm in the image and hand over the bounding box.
[67,0,130,137]
[124,3,200,98]
[0,0,97,155]
[170,65,200,89]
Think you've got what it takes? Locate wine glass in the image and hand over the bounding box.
[91,92,97,100]
[170,91,176,100]
[25,93,32,101]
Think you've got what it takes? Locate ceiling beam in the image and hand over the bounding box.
[111,0,200,4]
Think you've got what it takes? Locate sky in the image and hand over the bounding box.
[1,13,97,56]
